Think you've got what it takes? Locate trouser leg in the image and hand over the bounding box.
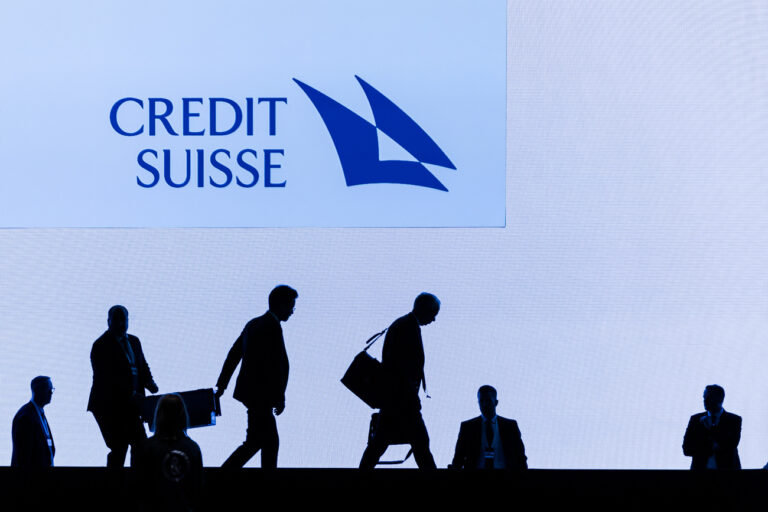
[93,410,146,468]
[408,412,436,469]
[359,437,389,469]
[106,443,129,468]
[223,406,277,468]
[258,409,279,468]
[359,412,394,469]
[222,443,259,469]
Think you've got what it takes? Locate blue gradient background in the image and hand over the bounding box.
[2,1,768,468]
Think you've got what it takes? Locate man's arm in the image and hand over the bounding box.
[682,415,710,458]
[509,420,528,469]
[11,410,34,467]
[90,338,121,401]
[449,423,468,469]
[275,330,289,413]
[713,414,742,452]
[382,319,422,390]
[134,336,158,394]
[215,332,244,396]
[90,339,109,385]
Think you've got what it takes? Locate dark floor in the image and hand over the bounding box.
[1,467,764,511]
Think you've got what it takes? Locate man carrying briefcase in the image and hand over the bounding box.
[358,293,440,469]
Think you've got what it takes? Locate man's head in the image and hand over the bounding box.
[703,384,725,414]
[269,285,298,322]
[107,305,129,336]
[477,385,498,420]
[31,376,53,407]
[413,292,440,326]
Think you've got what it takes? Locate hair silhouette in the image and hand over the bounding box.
[154,394,189,439]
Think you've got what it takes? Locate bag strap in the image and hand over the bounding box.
[364,327,431,398]
[362,328,387,352]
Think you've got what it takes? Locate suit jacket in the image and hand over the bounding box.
[11,401,54,467]
[450,415,527,469]
[87,331,155,415]
[216,311,289,409]
[381,312,425,412]
[682,410,741,469]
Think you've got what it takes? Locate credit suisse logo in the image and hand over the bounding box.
[109,77,455,191]
[295,76,456,191]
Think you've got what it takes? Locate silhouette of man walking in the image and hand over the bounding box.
[88,305,158,467]
[359,292,440,469]
[215,285,298,468]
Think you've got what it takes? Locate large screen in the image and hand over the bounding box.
[2,1,767,468]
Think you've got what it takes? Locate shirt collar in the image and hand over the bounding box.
[707,408,724,420]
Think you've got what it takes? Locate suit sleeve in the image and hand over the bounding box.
[714,415,741,452]
[90,339,111,391]
[277,335,289,403]
[382,320,422,393]
[216,332,244,391]
[134,337,157,391]
[90,337,125,404]
[682,415,708,458]
[450,424,468,469]
[510,421,528,469]
[11,412,33,466]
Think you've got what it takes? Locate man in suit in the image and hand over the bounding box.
[359,292,440,469]
[682,384,741,470]
[12,376,55,467]
[215,285,298,468]
[87,305,159,467]
[449,385,528,469]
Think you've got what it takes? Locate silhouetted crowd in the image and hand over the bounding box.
[10,286,749,505]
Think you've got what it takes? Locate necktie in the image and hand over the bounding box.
[40,410,49,436]
[120,336,135,366]
[119,336,139,391]
[40,410,54,465]
[486,419,494,447]
[484,419,495,469]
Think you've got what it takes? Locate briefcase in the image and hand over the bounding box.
[141,388,221,431]
[367,412,413,465]
[341,329,387,409]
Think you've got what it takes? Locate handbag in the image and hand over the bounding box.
[340,328,387,409]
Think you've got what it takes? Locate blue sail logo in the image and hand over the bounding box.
[294,76,456,191]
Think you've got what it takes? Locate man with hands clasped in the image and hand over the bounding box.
[682,384,741,470]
